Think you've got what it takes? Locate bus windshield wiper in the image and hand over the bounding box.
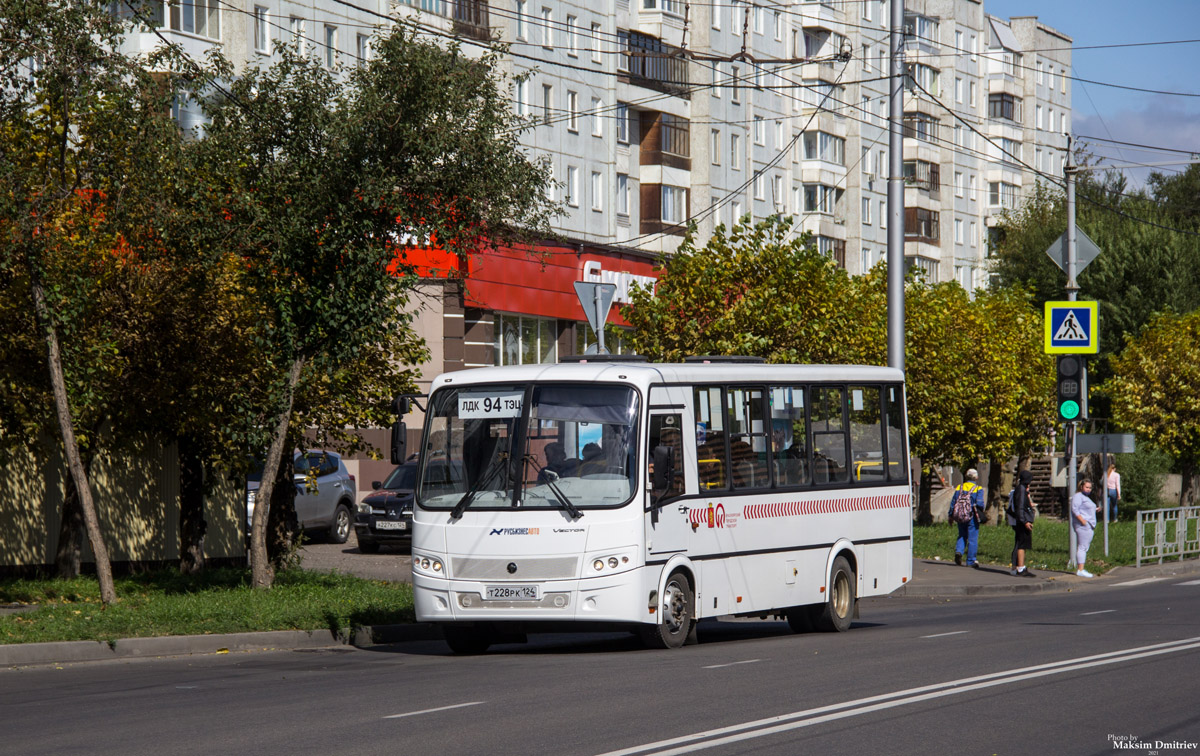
[451,452,508,520]
[523,454,583,520]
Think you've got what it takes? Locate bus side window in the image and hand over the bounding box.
[769,386,809,487]
[648,414,684,500]
[885,384,909,483]
[849,385,886,482]
[811,387,849,484]
[694,387,729,490]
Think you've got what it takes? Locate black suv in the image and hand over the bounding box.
[355,460,418,553]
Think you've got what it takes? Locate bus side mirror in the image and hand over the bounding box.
[390,421,407,465]
[652,444,676,504]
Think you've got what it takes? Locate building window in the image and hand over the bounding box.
[816,236,846,267]
[616,103,629,144]
[731,200,743,225]
[862,197,871,225]
[774,120,783,150]
[772,174,783,209]
[731,66,740,104]
[863,0,873,21]
[903,113,939,143]
[729,132,742,169]
[903,160,940,194]
[567,91,578,132]
[496,314,558,366]
[617,174,630,215]
[879,200,886,229]
[712,0,721,30]
[658,113,690,158]
[711,129,721,165]
[969,174,977,201]
[516,0,527,40]
[970,221,978,247]
[662,185,687,224]
[955,171,964,198]
[160,0,221,39]
[905,208,940,242]
[542,84,552,124]
[955,218,963,244]
[324,25,336,68]
[753,173,764,201]
[592,97,603,136]
[862,44,871,72]
[988,181,1018,209]
[289,16,303,47]
[591,22,602,63]
[591,171,603,211]
[567,15,578,56]
[753,116,764,145]
[356,34,369,63]
[969,80,977,108]
[253,6,269,52]
[988,93,1022,123]
[541,7,553,49]
[803,184,841,214]
[1036,104,1043,130]
[802,131,845,165]
[516,79,529,116]
[565,166,580,206]
[1037,60,1044,85]
[955,77,963,104]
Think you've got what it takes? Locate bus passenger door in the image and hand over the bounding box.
[646,389,693,557]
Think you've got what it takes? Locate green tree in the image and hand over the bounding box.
[195,29,555,588]
[625,216,886,364]
[0,0,185,601]
[625,217,1055,524]
[1106,310,1200,506]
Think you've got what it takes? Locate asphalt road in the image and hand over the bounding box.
[3,576,1199,756]
[297,532,412,582]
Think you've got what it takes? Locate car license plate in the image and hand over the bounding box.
[485,585,540,601]
[374,521,407,531]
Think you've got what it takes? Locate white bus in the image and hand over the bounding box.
[409,357,912,653]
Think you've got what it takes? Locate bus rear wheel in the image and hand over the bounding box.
[640,572,695,649]
[813,556,856,633]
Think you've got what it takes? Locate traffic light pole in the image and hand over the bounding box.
[1065,138,1079,569]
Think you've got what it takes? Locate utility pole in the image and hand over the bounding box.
[887,0,905,371]
[1065,136,1079,568]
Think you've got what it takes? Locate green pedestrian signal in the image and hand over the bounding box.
[1056,355,1087,422]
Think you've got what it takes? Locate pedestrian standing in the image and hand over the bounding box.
[1071,479,1098,577]
[1011,469,1037,577]
[949,469,986,568]
[1105,463,1121,521]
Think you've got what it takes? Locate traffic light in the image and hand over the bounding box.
[1056,355,1088,422]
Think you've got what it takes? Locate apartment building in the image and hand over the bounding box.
[118,0,1070,375]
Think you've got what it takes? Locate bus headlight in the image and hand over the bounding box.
[585,549,637,576]
[412,554,445,577]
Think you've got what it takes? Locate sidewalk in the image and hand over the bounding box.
[900,557,1200,598]
[4,558,1198,668]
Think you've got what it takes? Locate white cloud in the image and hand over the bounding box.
[1073,102,1200,188]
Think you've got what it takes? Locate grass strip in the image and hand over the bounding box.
[0,568,413,645]
[913,519,1139,574]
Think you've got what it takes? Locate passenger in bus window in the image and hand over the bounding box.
[539,442,578,482]
[579,442,606,476]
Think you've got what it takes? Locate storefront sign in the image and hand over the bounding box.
[581,260,657,304]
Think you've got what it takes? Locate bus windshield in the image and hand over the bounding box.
[418,383,640,512]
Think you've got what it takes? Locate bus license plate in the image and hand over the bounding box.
[485,585,540,601]
[375,521,407,531]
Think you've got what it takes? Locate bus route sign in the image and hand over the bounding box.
[1044,301,1099,354]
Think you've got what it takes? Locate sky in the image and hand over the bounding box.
[985,0,1200,189]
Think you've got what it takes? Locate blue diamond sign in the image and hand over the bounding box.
[1044,301,1099,354]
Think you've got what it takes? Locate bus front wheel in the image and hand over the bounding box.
[813,556,856,633]
[640,572,695,650]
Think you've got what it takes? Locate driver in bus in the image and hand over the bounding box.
[538,442,578,482]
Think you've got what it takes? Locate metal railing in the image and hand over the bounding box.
[1136,506,1200,567]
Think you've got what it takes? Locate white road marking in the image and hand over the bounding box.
[385,702,485,719]
[1080,610,1116,616]
[702,659,761,669]
[1111,577,1168,587]
[595,636,1200,756]
[921,631,969,638]
[1177,579,1200,586]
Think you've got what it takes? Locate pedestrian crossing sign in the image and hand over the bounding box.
[1044,301,1099,354]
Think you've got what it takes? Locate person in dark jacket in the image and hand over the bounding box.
[1011,469,1037,577]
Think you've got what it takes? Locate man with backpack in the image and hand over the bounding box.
[948,468,986,568]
